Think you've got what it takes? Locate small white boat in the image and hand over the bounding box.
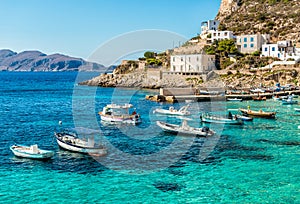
[282,96,298,105]
[291,94,298,98]
[99,103,141,125]
[153,105,190,116]
[55,128,107,155]
[272,95,281,101]
[294,108,300,112]
[156,120,215,137]
[200,113,243,125]
[235,114,253,121]
[10,144,54,160]
[227,98,242,102]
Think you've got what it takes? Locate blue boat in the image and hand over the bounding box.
[200,113,243,125]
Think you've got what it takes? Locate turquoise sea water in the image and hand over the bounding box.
[0,72,299,203]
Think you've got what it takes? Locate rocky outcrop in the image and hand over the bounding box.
[79,71,192,89]
[217,0,300,42]
[0,49,106,71]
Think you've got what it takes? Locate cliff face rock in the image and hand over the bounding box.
[216,0,300,42]
[0,49,106,71]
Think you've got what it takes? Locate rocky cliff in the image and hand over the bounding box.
[0,49,106,71]
[216,0,300,42]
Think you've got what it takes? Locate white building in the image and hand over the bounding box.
[201,20,220,35]
[209,30,235,43]
[261,40,299,61]
[170,54,216,74]
[236,34,270,54]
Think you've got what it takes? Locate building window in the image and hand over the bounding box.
[213,33,216,37]
[189,65,191,70]
[272,47,275,51]
[250,37,254,42]
[224,32,228,36]
[173,65,176,71]
[250,44,254,48]
[180,65,183,72]
[196,57,199,61]
[264,47,268,52]
[244,38,247,42]
[196,65,199,71]
[218,33,220,36]
[173,57,175,62]
[181,57,183,62]
[244,44,247,48]
[189,57,191,62]
[240,38,242,43]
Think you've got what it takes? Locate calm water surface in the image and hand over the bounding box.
[0,72,299,203]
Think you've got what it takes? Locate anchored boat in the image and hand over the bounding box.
[239,108,276,118]
[99,103,141,125]
[200,113,243,125]
[156,120,214,137]
[153,105,190,116]
[54,127,107,155]
[10,144,54,160]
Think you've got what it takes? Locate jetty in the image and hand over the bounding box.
[145,88,300,103]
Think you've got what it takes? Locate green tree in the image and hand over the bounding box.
[144,51,155,59]
[217,39,237,57]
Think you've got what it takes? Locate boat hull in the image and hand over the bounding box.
[99,114,141,124]
[200,114,243,125]
[239,108,276,118]
[55,133,107,155]
[10,146,54,160]
[156,121,214,137]
[153,108,190,116]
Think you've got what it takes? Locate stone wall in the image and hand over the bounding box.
[160,88,197,96]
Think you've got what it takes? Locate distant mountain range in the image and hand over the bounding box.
[0,49,114,72]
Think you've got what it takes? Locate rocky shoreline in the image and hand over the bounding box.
[79,65,300,90]
[79,71,195,89]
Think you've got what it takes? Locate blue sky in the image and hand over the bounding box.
[0,0,221,60]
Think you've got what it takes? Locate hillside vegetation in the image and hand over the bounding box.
[216,0,300,42]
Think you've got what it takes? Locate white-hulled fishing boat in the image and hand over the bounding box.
[54,128,107,155]
[156,120,214,137]
[10,144,54,160]
[99,103,141,125]
[153,105,190,116]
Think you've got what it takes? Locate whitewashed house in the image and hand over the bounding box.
[201,20,220,35]
[209,30,235,43]
[170,54,216,74]
[261,40,299,61]
[236,34,270,53]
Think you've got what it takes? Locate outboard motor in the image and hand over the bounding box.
[202,126,209,132]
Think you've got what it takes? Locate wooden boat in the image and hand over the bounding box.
[227,98,242,102]
[153,105,190,116]
[200,113,243,125]
[239,108,276,118]
[54,128,107,155]
[156,120,215,137]
[99,103,141,125]
[252,96,267,101]
[10,144,54,160]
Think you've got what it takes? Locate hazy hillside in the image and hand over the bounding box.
[216,0,300,42]
[0,49,108,72]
